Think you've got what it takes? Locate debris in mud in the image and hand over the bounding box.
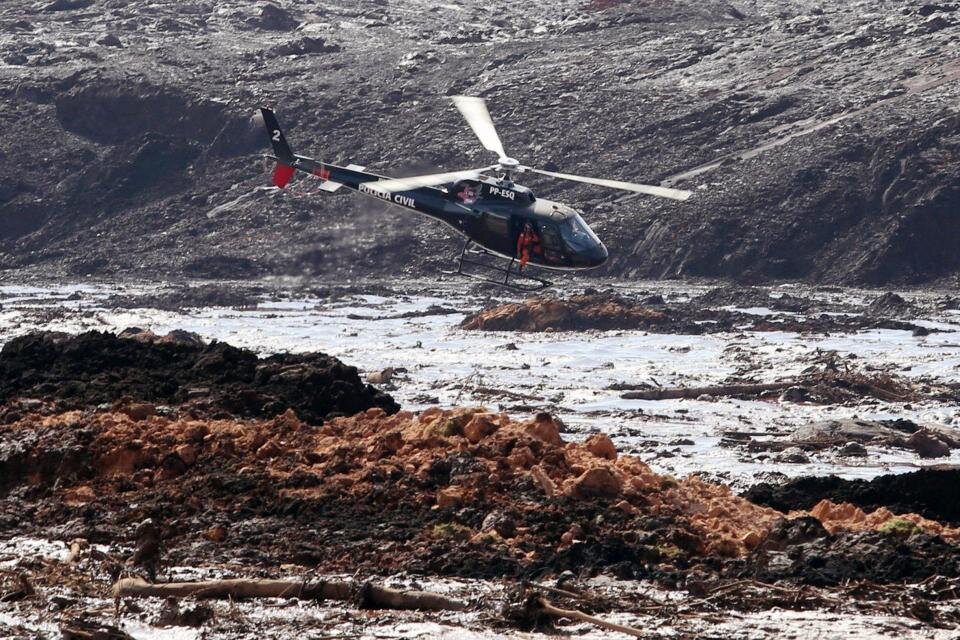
[785,419,960,458]
[106,284,264,311]
[619,347,958,415]
[866,291,918,318]
[460,291,935,335]
[0,330,398,424]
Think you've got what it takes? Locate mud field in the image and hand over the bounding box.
[1,279,959,639]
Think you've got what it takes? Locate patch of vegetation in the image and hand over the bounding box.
[432,522,473,541]
[878,518,922,537]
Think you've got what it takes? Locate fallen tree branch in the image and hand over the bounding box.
[537,596,645,638]
[114,577,467,611]
[621,381,791,400]
[620,377,909,402]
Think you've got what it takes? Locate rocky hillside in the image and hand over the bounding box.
[0,0,957,285]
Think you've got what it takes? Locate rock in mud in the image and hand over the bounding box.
[789,419,960,457]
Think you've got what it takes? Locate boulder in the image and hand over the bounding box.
[463,413,498,443]
[122,403,155,421]
[584,433,617,460]
[436,486,464,508]
[524,412,562,445]
[906,429,951,458]
[567,466,623,500]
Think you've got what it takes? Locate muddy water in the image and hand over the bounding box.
[2,280,960,488]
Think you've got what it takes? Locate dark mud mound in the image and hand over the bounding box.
[866,291,919,318]
[741,530,960,586]
[461,292,930,334]
[0,330,397,424]
[692,286,816,313]
[106,284,265,311]
[743,469,960,527]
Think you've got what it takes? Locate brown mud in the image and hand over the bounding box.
[460,291,936,335]
[3,328,960,637]
[1,401,958,587]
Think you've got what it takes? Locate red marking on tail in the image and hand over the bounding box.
[313,166,331,181]
[273,163,295,188]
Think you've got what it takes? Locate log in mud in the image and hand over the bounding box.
[114,577,468,611]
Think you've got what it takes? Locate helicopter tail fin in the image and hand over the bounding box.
[259,108,297,188]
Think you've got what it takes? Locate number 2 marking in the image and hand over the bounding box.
[272,130,281,142]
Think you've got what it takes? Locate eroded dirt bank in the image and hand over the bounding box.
[0,2,958,286]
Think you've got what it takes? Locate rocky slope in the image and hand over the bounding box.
[0,0,958,284]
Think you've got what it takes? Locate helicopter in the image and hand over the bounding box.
[258,97,691,290]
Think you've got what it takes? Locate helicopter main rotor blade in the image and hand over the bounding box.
[362,166,498,193]
[526,167,693,201]
[451,96,508,160]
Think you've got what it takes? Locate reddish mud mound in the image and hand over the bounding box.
[2,405,957,584]
[743,469,960,526]
[460,292,929,334]
[0,330,397,424]
[461,294,681,332]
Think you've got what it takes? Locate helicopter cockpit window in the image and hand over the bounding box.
[559,214,601,251]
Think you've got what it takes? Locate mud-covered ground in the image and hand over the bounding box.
[2,278,960,638]
[1,1,959,286]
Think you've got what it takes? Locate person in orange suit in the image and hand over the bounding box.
[516,222,542,270]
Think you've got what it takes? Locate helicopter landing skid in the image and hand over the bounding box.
[441,241,552,292]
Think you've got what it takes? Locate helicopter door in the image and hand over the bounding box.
[481,211,513,255]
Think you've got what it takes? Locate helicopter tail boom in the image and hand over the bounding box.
[259,108,298,187]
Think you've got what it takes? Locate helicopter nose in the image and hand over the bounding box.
[587,242,608,267]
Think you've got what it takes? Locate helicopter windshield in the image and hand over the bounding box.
[559,213,601,252]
